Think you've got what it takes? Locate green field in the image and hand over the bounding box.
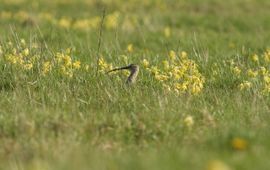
[0,0,270,169]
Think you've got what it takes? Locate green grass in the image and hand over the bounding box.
[0,0,270,169]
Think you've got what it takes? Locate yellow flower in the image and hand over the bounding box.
[263,76,270,83]
[105,11,120,29]
[42,61,52,75]
[85,64,90,71]
[58,17,71,28]
[98,57,113,73]
[65,48,72,54]
[120,55,128,64]
[8,41,13,46]
[247,69,258,78]
[20,39,26,46]
[183,115,194,127]
[260,67,267,75]
[180,51,188,59]
[23,63,33,70]
[60,66,73,78]
[73,19,91,31]
[88,16,101,29]
[73,60,81,69]
[162,60,170,70]
[55,52,64,63]
[239,81,252,90]
[207,160,231,170]
[262,83,270,94]
[191,84,202,94]
[6,54,17,64]
[175,82,188,91]
[251,54,259,62]
[164,26,171,38]
[12,48,17,55]
[127,44,133,53]
[142,59,149,67]
[154,74,169,81]
[232,66,241,76]
[264,54,270,63]
[22,48,29,56]
[169,50,176,61]
[62,55,72,67]
[150,66,159,75]
[231,137,248,151]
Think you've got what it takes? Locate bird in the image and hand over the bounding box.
[107,64,139,84]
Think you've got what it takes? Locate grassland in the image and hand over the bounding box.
[0,0,270,169]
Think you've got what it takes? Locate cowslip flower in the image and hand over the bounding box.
[73,60,81,69]
[239,81,252,90]
[259,67,267,75]
[23,63,33,70]
[162,60,170,70]
[232,66,241,76]
[127,44,133,53]
[85,64,90,71]
[164,26,171,38]
[183,115,194,127]
[42,61,52,75]
[251,54,259,62]
[105,11,120,29]
[263,76,270,83]
[231,137,248,151]
[20,39,26,46]
[142,59,149,67]
[169,50,176,61]
[22,48,29,56]
[180,51,188,59]
[58,17,71,28]
[247,69,258,78]
[207,160,231,170]
[62,55,72,67]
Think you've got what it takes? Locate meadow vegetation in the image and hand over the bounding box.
[0,0,270,169]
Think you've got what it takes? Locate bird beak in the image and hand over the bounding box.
[107,65,131,74]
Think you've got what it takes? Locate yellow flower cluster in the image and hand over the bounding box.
[98,56,113,73]
[229,49,270,94]
[3,39,38,71]
[57,11,121,30]
[0,10,172,35]
[42,61,52,75]
[1,40,89,78]
[46,49,89,78]
[0,10,121,31]
[239,81,252,90]
[142,50,205,95]
[105,11,120,29]
[73,17,101,31]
